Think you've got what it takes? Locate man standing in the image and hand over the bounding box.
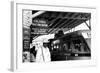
[36,42,51,62]
[42,43,51,62]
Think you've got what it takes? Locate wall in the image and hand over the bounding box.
[0,0,100,73]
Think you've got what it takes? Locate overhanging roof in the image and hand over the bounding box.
[32,11,91,34]
[31,11,91,39]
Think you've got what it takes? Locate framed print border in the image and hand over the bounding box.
[11,1,97,72]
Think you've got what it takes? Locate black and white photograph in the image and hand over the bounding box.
[22,9,91,63]
[10,1,97,71]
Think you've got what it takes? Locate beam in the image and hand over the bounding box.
[84,21,91,30]
[46,16,90,20]
[49,19,74,34]
[49,17,58,27]
[48,19,68,34]
[49,13,62,27]
[45,14,90,20]
[69,20,84,29]
[63,13,87,28]
[63,20,83,33]
[48,13,63,33]
[49,19,63,33]
[63,13,90,20]
[48,13,78,34]
[49,19,70,34]
[63,19,76,28]
[33,35,40,40]
[61,13,80,28]
[89,19,91,28]
[31,11,45,18]
[57,19,69,28]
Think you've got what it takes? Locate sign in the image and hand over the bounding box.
[23,10,32,26]
[32,19,48,27]
[31,19,48,34]
[31,28,48,34]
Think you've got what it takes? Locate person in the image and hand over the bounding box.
[23,51,30,62]
[36,42,51,62]
[63,43,68,52]
[42,43,51,62]
[35,42,44,62]
[54,30,64,39]
[30,46,36,62]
